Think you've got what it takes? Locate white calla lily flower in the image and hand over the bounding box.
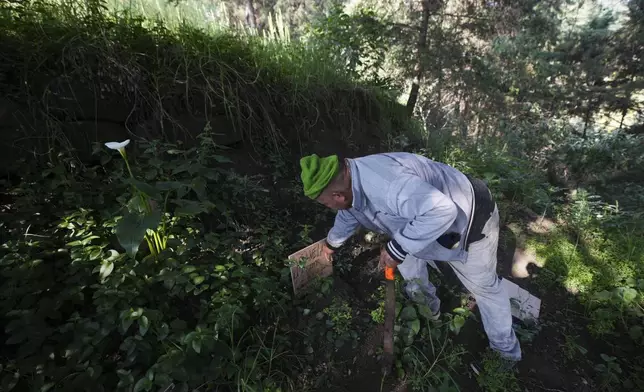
[105,139,131,151]
[105,139,134,176]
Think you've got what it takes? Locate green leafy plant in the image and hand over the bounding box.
[383,285,466,391]
[305,4,396,86]
[594,354,623,391]
[323,298,353,335]
[447,307,475,335]
[475,350,520,392]
[371,301,385,324]
[0,130,299,391]
[563,333,588,360]
[512,319,542,343]
[398,312,465,391]
[589,281,643,337]
[106,139,167,258]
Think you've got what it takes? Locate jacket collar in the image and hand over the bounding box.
[347,158,365,211]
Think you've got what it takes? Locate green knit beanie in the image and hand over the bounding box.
[300,154,340,199]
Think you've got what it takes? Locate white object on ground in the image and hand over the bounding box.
[500,278,541,321]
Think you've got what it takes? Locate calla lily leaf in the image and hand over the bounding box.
[156,181,185,191]
[116,211,161,258]
[173,200,208,216]
[125,178,160,198]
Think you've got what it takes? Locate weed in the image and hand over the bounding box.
[323,298,353,335]
[476,350,520,392]
[563,333,588,361]
[512,320,542,343]
[400,318,466,391]
[298,224,314,245]
[384,280,467,391]
[371,301,385,324]
[447,307,475,335]
[368,285,386,324]
[319,277,334,296]
[594,354,623,391]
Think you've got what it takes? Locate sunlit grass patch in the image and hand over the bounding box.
[525,206,644,348]
[105,0,227,32]
[526,233,594,294]
[595,237,642,284]
[563,265,595,294]
[527,227,642,292]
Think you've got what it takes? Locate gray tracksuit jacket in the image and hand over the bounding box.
[326,152,476,263]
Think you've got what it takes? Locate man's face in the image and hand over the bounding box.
[316,191,352,210]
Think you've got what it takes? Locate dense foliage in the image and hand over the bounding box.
[1,132,315,391]
[1,0,643,391]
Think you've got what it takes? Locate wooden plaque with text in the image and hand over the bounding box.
[288,239,333,296]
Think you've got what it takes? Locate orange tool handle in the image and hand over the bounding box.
[384,265,395,281]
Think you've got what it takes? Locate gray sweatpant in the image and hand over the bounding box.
[396,206,522,361]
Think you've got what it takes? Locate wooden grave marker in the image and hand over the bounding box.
[288,239,333,296]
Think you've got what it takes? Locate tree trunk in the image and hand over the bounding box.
[405,0,432,117]
[435,17,444,128]
[619,89,632,131]
[582,102,593,139]
[460,93,469,138]
[245,0,258,30]
[619,107,627,131]
[474,101,481,144]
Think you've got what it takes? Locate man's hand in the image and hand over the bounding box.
[379,247,399,269]
[322,243,335,262]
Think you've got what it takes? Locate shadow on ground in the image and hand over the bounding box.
[440,213,609,392]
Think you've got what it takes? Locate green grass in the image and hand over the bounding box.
[527,233,598,294]
[524,189,644,349]
[0,0,412,164]
[104,0,228,31]
[526,217,643,296]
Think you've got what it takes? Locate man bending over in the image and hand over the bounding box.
[299,152,521,363]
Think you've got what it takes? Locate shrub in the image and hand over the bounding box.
[0,133,304,391]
